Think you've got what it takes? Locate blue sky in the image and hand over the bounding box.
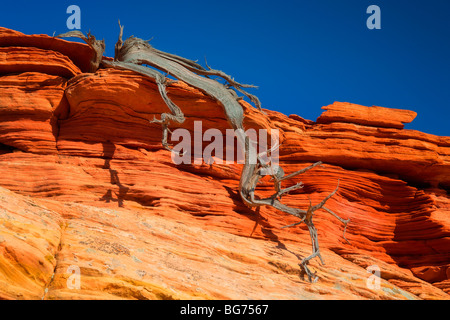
[1,0,449,136]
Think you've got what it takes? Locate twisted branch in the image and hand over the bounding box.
[57,30,105,72]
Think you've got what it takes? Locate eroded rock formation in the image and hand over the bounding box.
[0,27,449,300]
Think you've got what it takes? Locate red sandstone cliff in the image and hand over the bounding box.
[0,27,449,300]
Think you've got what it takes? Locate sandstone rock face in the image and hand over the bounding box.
[316,102,418,129]
[0,27,94,73]
[0,27,449,300]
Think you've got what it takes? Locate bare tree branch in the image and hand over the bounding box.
[57,30,105,72]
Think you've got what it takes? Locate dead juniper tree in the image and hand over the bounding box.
[57,25,350,282]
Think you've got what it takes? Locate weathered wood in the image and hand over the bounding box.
[56,30,105,72]
[115,36,246,131]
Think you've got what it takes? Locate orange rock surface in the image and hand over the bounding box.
[0,27,449,300]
